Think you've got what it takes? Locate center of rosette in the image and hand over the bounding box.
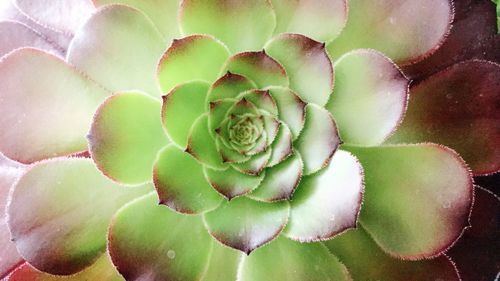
[229,115,262,146]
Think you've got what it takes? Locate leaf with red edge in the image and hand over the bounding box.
[7,158,151,275]
[203,196,289,254]
[0,48,110,164]
[387,60,500,175]
[324,227,461,281]
[345,144,473,260]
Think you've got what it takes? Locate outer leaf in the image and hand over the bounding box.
[249,152,303,202]
[92,0,181,41]
[294,104,340,175]
[201,242,242,281]
[223,51,288,88]
[179,0,276,53]
[108,193,213,281]
[88,92,169,185]
[157,35,230,93]
[345,144,473,259]
[14,0,94,34]
[326,49,409,145]
[324,227,460,281]
[284,150,363,242]
[67,4,166,97]
[0,21,60,57]
[387,60,500,175]
[203,197,289,254]
[327,0,453,65]
[162,81,209,148]
[6,254,124,281]
[204,166,264,199]
[265,34,333,106]
[238,236,350,281]
[7,158,151,275]
[0,48,109,164]
[270,0,347,42]
[154,145,222,214]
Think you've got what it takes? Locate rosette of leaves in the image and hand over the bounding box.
[0,0,499,281]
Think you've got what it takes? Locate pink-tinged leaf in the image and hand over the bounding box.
[403,0,499,80]
[162,81,209,148]
[67,4,166,97]
[0,161,23,278]
[154,145,222,214]
[327,0,453,65]
[266,87,306,140]
[267,123,293,167]
[204,166,264,200]
[270,0,347,42]
[207,72,257,103]
[249,152,303,202]
[223,51,288,88]
[387,61,500,175]
[108,193,213,281]
[203,196,289,254]
[0,48,109,164]
[157,35,230,94]
[239,90,278,116]
[0,21,60,57]
[326,49,409,146]
[345,144,473,259]
[92,0,181,41]
[324,227,461,281]
[284,150,363,242]
[7,158,152,275]
[231,149,272,176]
[6,254,124,281]
[14,0,94,34]
[295,104,340,175]
[88,92,169,185]
[238,236,351,281]
[265,34,333,106]
[447,186,500,281]
[179,0,276,53]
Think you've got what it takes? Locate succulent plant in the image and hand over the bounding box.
[0,0,499,280]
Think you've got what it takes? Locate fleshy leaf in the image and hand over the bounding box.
[187,114,226,170]
[14,0,94,34]
[202,242,242,281]
[265,34,333,106]
[0,164,23,278]
[154,145,222,214]
[92,0,181,41]
[324,227,460,281]
[239,90,278,116]
[203,196,289,254]
[204,166,264,199]
[157,34,230,93]
[327,0,453,64]
[216,137,250,164]
[179,0,276,53]
[387,61,500,175]
[223,51,288,88]
[284,150,363,241]
[0,48,109,164]
[295,104,340,175]
[238,236,350,281]
[6,254,124,281]
[231,149,272,176]
[88,92,169,185]
[207,72,256,103]
[345,144,473,259]
[267,123,293,167]
[261,114,280,145]
[249,152,303,202]
[108,193,213,281]
[209,99,237,135]
[270,0,347,42]
[266,87,306,139]
[326,49,409,145]
[7,158,151,275]
[162,81,209,147]
[67,4,166,97]
[0,21,60,57]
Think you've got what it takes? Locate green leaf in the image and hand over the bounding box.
[207,72,256,103]
[204,166,264,199]
[187,114,227,170]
